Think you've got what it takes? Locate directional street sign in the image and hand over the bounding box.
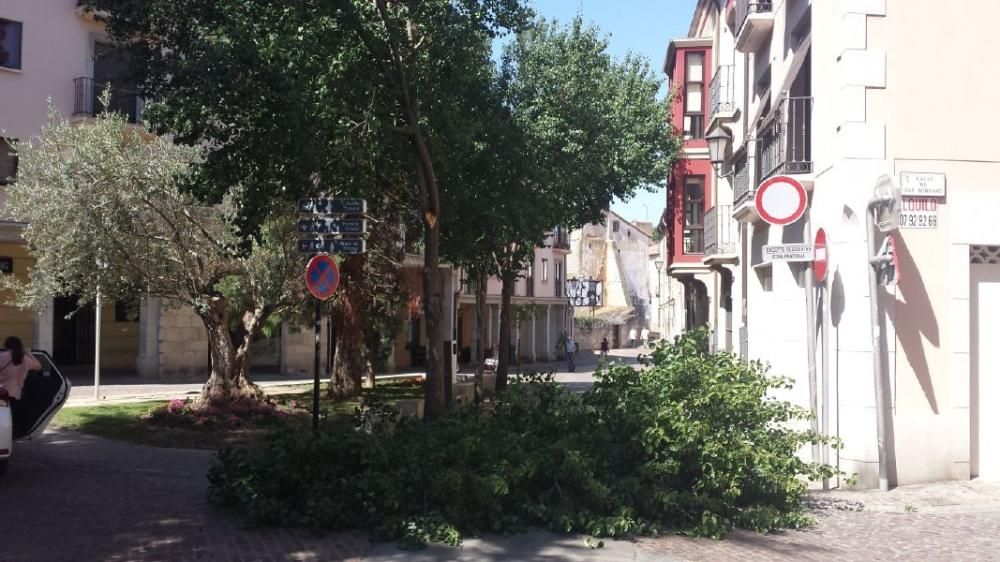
[298,198,367,215]
[297,218,366,235]
[305,254,340,301]
[298,238,366,255]
[763,243,813,263]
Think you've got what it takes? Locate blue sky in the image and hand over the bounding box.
[526,0,698,225]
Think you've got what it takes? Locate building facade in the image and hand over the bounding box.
[664,0,1000,488]
[567,211,654,349]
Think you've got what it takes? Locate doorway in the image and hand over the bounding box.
[52,296,95,365]
[972,261,1000,479]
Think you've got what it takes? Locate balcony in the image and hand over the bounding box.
[73,77,144,124]
[756,96,813,182]
[734,0,774,53]
[732,146,751,206]
[703,205,738,265]
[550,226,571,250]
[709,65,737,127]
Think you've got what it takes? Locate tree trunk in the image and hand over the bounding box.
[198,299,264,406]
[329,256,365,400]
[496,272,515,392]
[474,269,487,403]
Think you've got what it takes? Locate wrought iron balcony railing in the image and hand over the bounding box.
[732,146,751,206]
[709,65,736,121]
[756,96,812,182]
[73,77,143,124]
[704,205,737,257]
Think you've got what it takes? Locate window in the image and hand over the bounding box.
[555,261,563,298]
[526,263,535,297]
[612,220,620,232]
[541,259,549,282]
[0,19,23,70]
[0,138,16,185]
[683,176,705,254]
[684,51,705,140]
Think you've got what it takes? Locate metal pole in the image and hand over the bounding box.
[821,272,833,490]
[94,288,101,401]
[803,215,820,466]
[866,203,891,492]
[313,299,321,433]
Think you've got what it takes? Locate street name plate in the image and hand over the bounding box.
[763,244,814,263]
[297,218,366,235]
[899,197,939,229]
[298,198,367,215]
[899,172,946,197]
[297,238,367,254]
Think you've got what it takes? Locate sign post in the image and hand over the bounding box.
[299,198,366,433]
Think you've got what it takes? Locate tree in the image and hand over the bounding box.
[487,17,681,389]
[3,109,303,406]
[87,0,532,417]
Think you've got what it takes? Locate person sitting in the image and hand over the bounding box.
[0,336,41,403]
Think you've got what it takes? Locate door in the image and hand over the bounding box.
[972,263,1000,479]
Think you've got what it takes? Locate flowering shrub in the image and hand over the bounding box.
[146,397,293,429]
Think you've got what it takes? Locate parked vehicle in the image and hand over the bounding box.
[0,350,71,475]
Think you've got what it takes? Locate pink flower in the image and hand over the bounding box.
[289,400,298,409]
[167,399,186,414]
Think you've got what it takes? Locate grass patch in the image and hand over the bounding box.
[51,380,424,450]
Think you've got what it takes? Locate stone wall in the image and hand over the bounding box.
[157,304,209,378]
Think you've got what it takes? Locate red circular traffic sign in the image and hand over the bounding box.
[305,254,340,301]
[814,228,829,283]
[755,176,808,226]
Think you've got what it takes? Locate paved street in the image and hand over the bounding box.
[5,427,1000,561]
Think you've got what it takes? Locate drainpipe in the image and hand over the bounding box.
[865,196,892,493]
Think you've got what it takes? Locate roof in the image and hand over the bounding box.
[633,221,654,237]
[603,209,654,241]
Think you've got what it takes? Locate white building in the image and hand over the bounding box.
[665,0,1000,488]
[567,211,654,348]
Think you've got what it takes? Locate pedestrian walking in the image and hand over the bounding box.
[640,327,650,348]
[628,327,637,349]
[563,332,576,372]
[599,336,609,360]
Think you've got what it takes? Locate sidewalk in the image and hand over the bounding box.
[62,348,644,407]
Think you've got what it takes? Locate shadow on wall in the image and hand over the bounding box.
[885,234,940,415]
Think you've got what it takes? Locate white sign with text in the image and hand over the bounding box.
[764,244,814,263]
[900,172,946,197]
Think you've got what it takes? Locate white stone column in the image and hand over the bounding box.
[136,295,161,377]
[31,297,55,355]
[546,305,552,360]
[531,313,537,363]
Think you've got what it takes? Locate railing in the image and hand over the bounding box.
[550,226,570,250]
[732,146,751,205]
[73,77,143,124]
[709,65,736,120]
[704,205,737,257]
[756,96,812,181]
[734,0,774,36]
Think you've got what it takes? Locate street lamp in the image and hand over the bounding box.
[653,259,664,330]
[706,123,733,175]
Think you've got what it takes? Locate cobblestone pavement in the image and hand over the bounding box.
[1,430,367,562]
[636,507,1000,561]
[6,428,1000,561]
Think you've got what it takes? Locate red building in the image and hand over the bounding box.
[661,37,714,330]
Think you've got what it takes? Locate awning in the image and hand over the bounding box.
[575,306,635,325]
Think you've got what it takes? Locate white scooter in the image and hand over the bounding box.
[0,350,71,475]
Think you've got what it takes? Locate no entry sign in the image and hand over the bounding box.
[755,176,807,226]
[814,228,829,283]
[305,254,340,301]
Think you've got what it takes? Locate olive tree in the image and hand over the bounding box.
[4,108,303,406]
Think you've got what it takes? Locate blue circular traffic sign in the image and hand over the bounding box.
[305,254,340,301]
